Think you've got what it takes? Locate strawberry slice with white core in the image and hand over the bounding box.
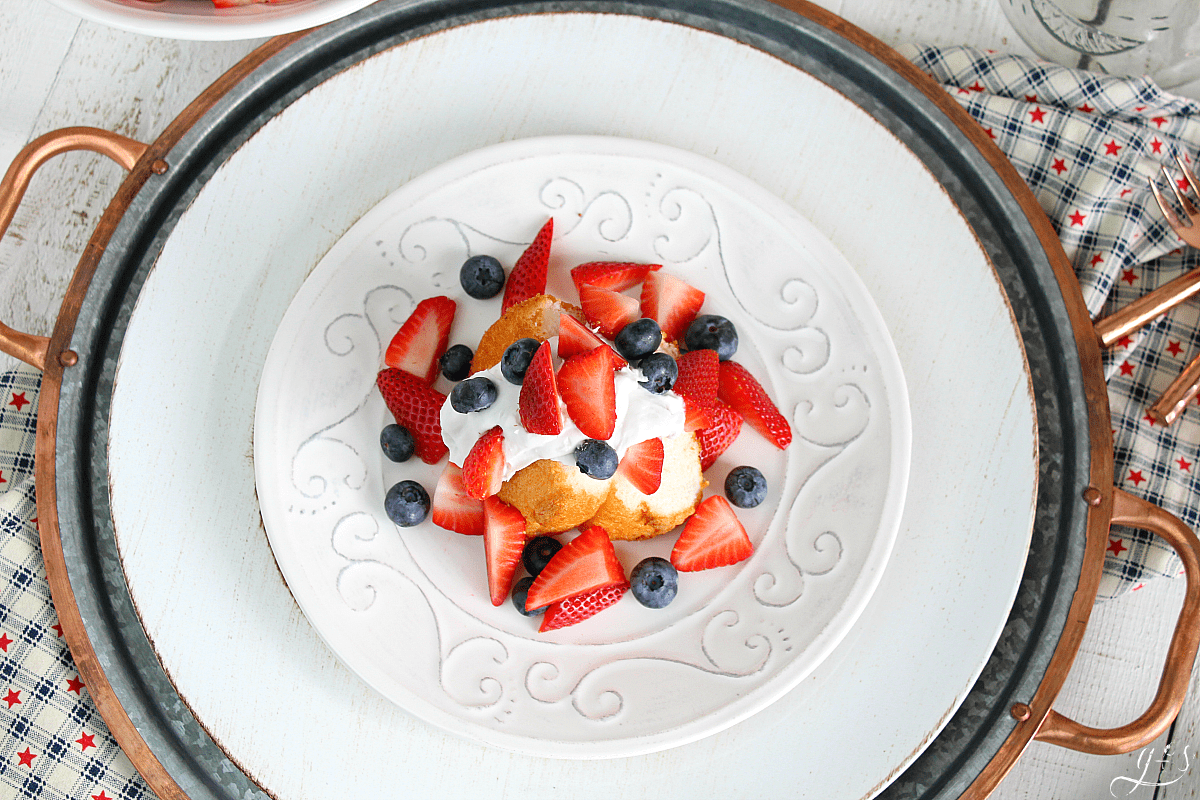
[670,495,754,571]
[431,463,485,535]
[640,272,705,343]
[525,525,626,611]
[617,437,664,494]
[502,218,553,312]
[556,313,627,367]
[540,582,629,632]
[557,345,618,441]
[383,295,456,384]
[696,401,742,470]
[570,261,662,294]
[518,341,563,435]
[578,283,641,339]
[674,348,720,408]
[717,360,792,449]
[462,426,506,500]
[483,496,526,606]
[375,368,448,464]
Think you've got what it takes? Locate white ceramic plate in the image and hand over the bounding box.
[253,135,910,757]
[44,0,375,41]
[107,11,1035,797]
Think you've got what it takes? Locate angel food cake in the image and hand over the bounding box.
[375,219,793,631]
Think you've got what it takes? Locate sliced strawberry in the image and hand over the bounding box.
[695,401,742,470]
[518,341,563,435]
[376,368,448,464]
[639,272,705,342]
[683,398,712,432]
[557,346,617,440]
[483,496,526,606]
[383,295,456,383]
[525,526,626,611]
[670,495,753,571]
[570,261,662,294]
[540,582,629,632]
[431,463,485,535]
[578,283,640,339]
[617,438,664,494]
[502,218,553,312]
[556,313,628,367]
[462,426,506,499]
[717,360,792,449]
[674,348,720,407]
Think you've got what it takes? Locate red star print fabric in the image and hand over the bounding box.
[0,367,150,799]
[904,45,1200,599]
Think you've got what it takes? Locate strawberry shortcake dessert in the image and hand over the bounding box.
[375,219,791,631]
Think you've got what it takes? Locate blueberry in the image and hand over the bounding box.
[574,439,619,480]
[460,255,506,299]
[684,314,738,361]
[630,557,678,609]
[614,318,662,361]
[501,338,540,385]
[379,424,415,462]
[637,352,678,394]
[439,344,473,381]
[511,576,545,617]
[724,465,767,508]
[384,480,430,526]
[450,376,498,413]
[522,536,563,577]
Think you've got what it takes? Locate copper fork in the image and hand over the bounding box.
[1138,156,1200,424]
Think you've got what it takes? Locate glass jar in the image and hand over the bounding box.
[999,0,1200,88]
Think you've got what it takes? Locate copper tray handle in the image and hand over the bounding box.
[0,127,149,371]
[1033,487,1200,755]
[1147,351,1200,425]
[1093,268,1200,349]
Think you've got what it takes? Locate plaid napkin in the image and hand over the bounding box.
[0,366,151,799]
[3,44,1200,796]
[902,44,1200,601]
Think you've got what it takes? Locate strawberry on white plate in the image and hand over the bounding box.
[462,426,505,499]
[640,272,704,343]
[718,360,792,449]
[524,526,626,612]
[569,261,661,294]
[431,463,485,535]
[695,401,742,471]
[557,345,618,441]
[375,368,448,464]
[483,496,526,606]
[383,295,456,384]
[518,341,563,435]
[556,312,627,367]
[502,218,553,312]
[578,283,640,339]
[616,437,664,495]
[540,582,629,632]
[670,495,754,571]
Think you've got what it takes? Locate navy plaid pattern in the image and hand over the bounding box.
[0,366,152,799]
[904,44,1200,599]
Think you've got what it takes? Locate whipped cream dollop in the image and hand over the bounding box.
[440,349,686,481]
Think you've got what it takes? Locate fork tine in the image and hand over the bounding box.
[1176,153,1200,196]
[1164,164,1194,218]
[1151,171,1187,231]
[1173,154,1200,217]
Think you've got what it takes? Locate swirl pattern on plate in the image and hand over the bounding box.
[254,135,909,753]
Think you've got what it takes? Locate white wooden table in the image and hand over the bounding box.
[2,1,1198,797]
